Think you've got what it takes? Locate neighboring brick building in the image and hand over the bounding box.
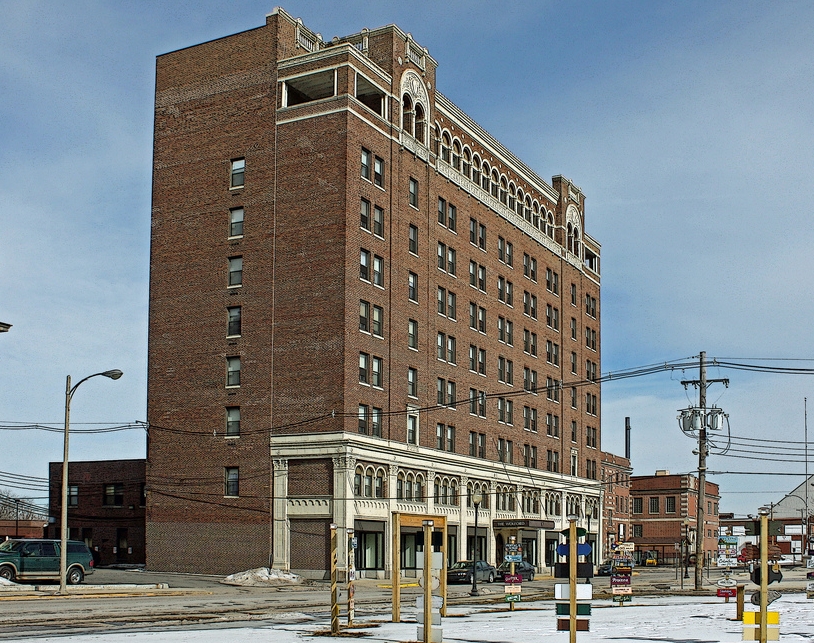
[147,8,603,577]
[601,451,631,554]
[48,459,146,566]
[630,470,719,566]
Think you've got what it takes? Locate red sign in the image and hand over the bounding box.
[610,575,631,586]
[503,573,522,584]
[717,588,736,598]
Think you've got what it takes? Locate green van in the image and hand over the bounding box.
[0,538,94,584]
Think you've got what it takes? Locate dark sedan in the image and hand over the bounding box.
[497,560,536,581]
[446,560,496,584]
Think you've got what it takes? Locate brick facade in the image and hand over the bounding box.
[147,8,603,577]
[600,451,631,552]
[48,459,146,566]
[630,471,719,565]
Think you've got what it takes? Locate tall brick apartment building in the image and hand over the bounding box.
[146,8,603,577]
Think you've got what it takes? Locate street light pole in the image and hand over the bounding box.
[470,490,483,597]
[60,369,122,594]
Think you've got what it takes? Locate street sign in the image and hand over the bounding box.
[615,542,635,553]
[717,578,737,587]
[556,618,589,631]
[610,575,631,586]
[717,588,737,598]
[504,584,521,595]
[504,554,523,563]
[555,602,592,616]
[560,527,588,538]
[554,583,593,600]
[504,594,521,603]
[612,586,632,595]
[503,573,522,584]
[557,543,592,557]
[612,594,632,603]
[554,562,594,578]
[505,543,523,553]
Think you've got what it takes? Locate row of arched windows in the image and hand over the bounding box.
[359,467,591,518]
[430,127,561,243]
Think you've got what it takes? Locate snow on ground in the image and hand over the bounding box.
[0,577,16,586]
[10,594,814,643]
[219,566,303,586]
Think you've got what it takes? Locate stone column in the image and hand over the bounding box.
[459,475,469,561]
[332,455,356,574]
[272,458,289,570]
[386,464,399,578]
[487,480,497,564]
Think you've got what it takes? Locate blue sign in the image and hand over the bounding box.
[557,543,593,557]
[504,554,523,563]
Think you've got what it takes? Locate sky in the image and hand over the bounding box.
[2,0,814,518]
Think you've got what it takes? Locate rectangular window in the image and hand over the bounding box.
[478,432,486,458]
[447,203,457,231]
[374,156,384,187]
[372,356,383,387]
[546,268,559,294]
[227,306,241,337]
[546,341,559,365]
[436,423,445,450]
[633,497,643,514]
[359,404,370,433]
[447,335,456,363]
[523,254,537,281]
[226,356,241,387]
[585,327,597,351]
[649,497,659,514]
[409,224,418,255]
[446,424,455,452]
[408,319,418,349]
[228,256,243,287]
[372,305,383,337]
[585,294,597,318]
[373,206,384,237]
[407,412,418,444]
[571,420,578,442]
[360,249,371,281]
[226,407,241,436]
[371,407,382,437]
[361,148,371,180]
[359,352,370,384]
[571,317,577,340]
[225,467,239,497]
[571,283,577,306]
[571,351,577,374]
[469,388,486,417]
[546,305,560,330]
[546,450,559,473]
[408,272,418,302]
[469,431,477,456]
[361,198,371,231]
[586,426,597,448]
[633,524,643,538]
[438,197,447,226]
[546,377,559,401]
[230,159,245,188]
[229,207,244,237]
[68,485,79,506]
[372,255,383,286]
[409,178,418,207]
[666,496,676,514]
[407,367,418,397]
[103,483,124,506]
[360,300,371,332]
[478,347,486,375]
[586,392,597,416]
[523,406,538,432]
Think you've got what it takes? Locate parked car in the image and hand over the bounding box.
[496,560,536,581]
[0,538,94,585]
[596,560,614,576]
[446,560,496,584]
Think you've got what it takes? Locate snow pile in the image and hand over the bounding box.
[220,567,303,587]
[0,577,16,586]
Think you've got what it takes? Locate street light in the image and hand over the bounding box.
[60,369,122,594]
[470,489,483,597]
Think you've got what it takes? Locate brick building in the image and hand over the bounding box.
[146,8,603,577]
[48,459,146,566]
[630,471,719,566]
[600,451,631,553]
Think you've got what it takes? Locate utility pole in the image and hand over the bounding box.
[679,351,728,591]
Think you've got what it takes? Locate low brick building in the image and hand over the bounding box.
[48,459,146,566]
[600,451,631,553]
[630,470,719,566]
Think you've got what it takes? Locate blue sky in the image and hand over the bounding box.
[2,1,814,518]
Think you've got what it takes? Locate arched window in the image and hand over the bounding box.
[508,183,516,210]
[414,103,426,143]
[431,124,440,156]
[490,170,499,198]
[533,203,541,229]
[572,227,581,258]
[499,177,508,205]
[515,189,524,216]
[441,132,451,163]
[402,94,413,134]
[415,474,424,502]
[567,223,573,251]
[481,162,490,191]
[364,467,373,497]
[472,155,481,184]
[375,468,384,498]
[452,140,461,170]
[397,473,405,499]
[405,474,413,500]
[462,148,472,178]
[546,211,555,238]
[524,196,532,223]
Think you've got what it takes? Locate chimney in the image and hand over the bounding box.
[625,417,631,460]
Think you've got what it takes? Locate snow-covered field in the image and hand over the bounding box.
[11,594,814,642]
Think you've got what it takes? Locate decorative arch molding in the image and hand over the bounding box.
[400,70,430,145]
